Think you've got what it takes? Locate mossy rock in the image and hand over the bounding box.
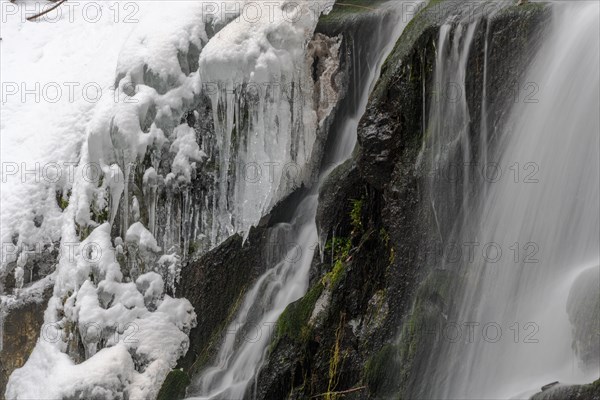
[364,344,401,396]
[530,378,600,400]
[275,283,324,344]
[318,0,388,25]
[566,265,600,369]
[322,236,352,290]
[396,269,457,397]
[157,369,190,400]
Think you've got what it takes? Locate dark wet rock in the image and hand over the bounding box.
[170,23,354,386]
[0,282,53,395]
[358,1,549,191]
[252,178,392,399]
[157,369,190,400]
[2,242,59,295]
[542,381,560,391]
[531,379,600,400]
[175,225,270,377]
[33,214,44,228]
[251,2,551,399]
[567,265,600,370]
[317,157,362,238]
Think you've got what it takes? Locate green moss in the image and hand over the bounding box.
[322,237,352,289]
[188,287,248,376]
[379,228,395,265]
[416,269,454,304]
[350,199,364,232]
[188,240,202,256]
[496,1,548,17]
[75,223,91,241]
[329,258,345,287]
[157,369,190,400]
[325,316,347,400]
[60,198,69,210]
[319,0,387,24]
[275,283,324,343]
[396,269,457,396]
[372,0,449,103]
[364,344,401,396]
[530,378,600,400]
[325,236,351,258]
[400,308,421,370]
[378,228,389,246]
[56,190,70,211]
[90,204,109,224]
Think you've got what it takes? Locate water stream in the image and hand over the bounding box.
[186,2,420,398]
[428,2,600,398]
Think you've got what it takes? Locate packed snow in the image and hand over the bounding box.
[2,0,336,398]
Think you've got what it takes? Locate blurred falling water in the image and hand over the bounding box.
[430,2,600,398]
[186,2,421,399]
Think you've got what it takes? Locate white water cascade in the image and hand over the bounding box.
[430,2,600,399]
[186,3,420,399]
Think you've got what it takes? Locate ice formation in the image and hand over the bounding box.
[2,0,336,398]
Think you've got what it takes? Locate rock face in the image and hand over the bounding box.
[530,379,600,400]
[0,283,53,394]
[161,3,406,397]
[250,2,552,400]
[1,243,59,295]
[175,225,270,378]
[567,266,600,371]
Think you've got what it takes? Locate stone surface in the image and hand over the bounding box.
[175,225,270,377]
[0,283,53,395]
[531,379,600,400]
[252,2,551,399]
[567,265,600,371]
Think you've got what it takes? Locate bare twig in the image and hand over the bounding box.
[26,0,67,22]
[334,2,376,12]
[310,386,367,398]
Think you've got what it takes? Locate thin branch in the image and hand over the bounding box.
[310,386,367,398]
[334,3,376,12]
[27,0,67,22]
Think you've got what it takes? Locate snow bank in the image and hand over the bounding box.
[1,0,148,273]
[6,224,196,399]
[4,0,336,398]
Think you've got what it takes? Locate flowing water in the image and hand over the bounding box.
[186,2,421,398]
[428,2,600,398]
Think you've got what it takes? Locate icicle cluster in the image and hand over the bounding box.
[6,1,336,398]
